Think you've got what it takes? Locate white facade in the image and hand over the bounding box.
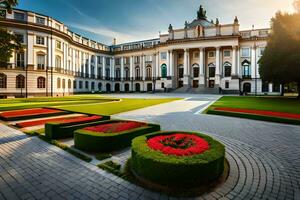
[0,6,281,98]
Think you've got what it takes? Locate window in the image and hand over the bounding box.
[15,34,24,43]
[0,9,6,19]
[178,65,184,78]
[56,41,62,50]
[37,77,45,88]
[208,51,215,58]
[224,51,231,57]
[161,64,167,78]
[145,55,152,62]
[36,36,45,45]
[16,74,25,88]
[193,52,199,58]
[115,68,121,79]
[115,58,120,65]
[0,73,7,88]
[73,80,77,89]
[91,55,95,63]
[79,81,82,89]
[135,66,140,78]
[193,66,199,78]
[14,12,25,21]
[55,56,61,69]
[16,52,25,68]
[37,54,45,70]
[178,53,183,59]
[134,56,140,63]
[57,78,61,88]
[62,79,65,89]
[242,62,251,78]
[91,82,95,90]
[105,68,110,78]
[208,64,215,77]
[97,56,102,64]
[124,57,130,64]
[259,47,265,57]
[36,16,45,25]
[85,81,89,89]
[125,67,129,78]
[146,66,152,79]
[241,48,250,57]
[224,62,232,77]
[225,81,229,89]
[106,58,111,66]
[55,24,61,30]
[160,52,167,60]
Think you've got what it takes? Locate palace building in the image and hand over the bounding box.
[0,5,282,98]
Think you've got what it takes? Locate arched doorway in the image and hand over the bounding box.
[147,83,152,92]
[243,83,251,93]
[115,83,120,92]
[135,83,140,92]
[106,83,111,92]
[161,64,167,78]
[124,83,130,92]
[98,82,102,91]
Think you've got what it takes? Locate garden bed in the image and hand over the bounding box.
[45,115,110,139]
[0,108,69,121]
[131,131,225,186]
[74,120,161,152]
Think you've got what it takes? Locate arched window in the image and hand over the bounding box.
[192,64,199,78]
[91,82,95,90]
[208,63,215,78]
[57,78,61,89]
[68,79,71,89]
[37,77,45,88]
[224,62,232,77]
[178,65,184,78]
[124,67,129,79]
[16,74,25,88]
[98,82,102,91]
[115,68,121,79]
[161,64,167,78]
[135,66,140,78]
[0,73,7,88]
[37,54,46,70]
[55,56,61,70]
[62,79,65,89]
[146,65,152,79]
[73,80,77,89]
[105,68,110,79]
[242,60,251,78]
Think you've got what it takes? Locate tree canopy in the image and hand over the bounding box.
[0,0,18,13]
[259,12,300,97]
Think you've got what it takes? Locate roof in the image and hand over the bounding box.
[187,18,214,28]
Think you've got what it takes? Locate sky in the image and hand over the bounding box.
[17,0,296,45]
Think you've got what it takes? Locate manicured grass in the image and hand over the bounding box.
[0,96,117,111]
[58,98,181,115]
[205,96,300,124]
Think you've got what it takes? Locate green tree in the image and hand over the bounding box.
[0,0,22,67]
[259,12,300,98]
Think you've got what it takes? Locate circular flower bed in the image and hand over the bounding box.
[131,131,225,186]
[74,120,160,152]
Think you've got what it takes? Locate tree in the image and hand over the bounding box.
[0,0,22,67]
[259,12,300,98]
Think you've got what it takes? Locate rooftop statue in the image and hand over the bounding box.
[197,5,207,20]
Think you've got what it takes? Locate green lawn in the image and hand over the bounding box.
[207,96,300,114]
[205,96,300,125]
[57,98,181,115]
[0,95,181,115]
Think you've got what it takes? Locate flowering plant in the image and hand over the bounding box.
[83,121,146,134]
[147,133,209,156]
[0,108,64,119]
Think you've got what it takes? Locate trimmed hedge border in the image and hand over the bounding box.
[131,131,225,186]
[74,120,161,152]
[207,109,300,125]
[45,115,110,139]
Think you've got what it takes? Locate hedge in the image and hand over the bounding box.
[45,115,110,139]
[131,131,225,186]
[207,109,300,125]
[74,120,161,152]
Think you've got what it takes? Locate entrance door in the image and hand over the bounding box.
[193,80,199,88]
[243,83,251,93]
[209,80,215,88]
[125,83,129,92]
[147,83,152,92]
[135,83,140,92]
[178,81,183,88]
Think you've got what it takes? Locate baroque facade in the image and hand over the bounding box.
[0,5,282,98]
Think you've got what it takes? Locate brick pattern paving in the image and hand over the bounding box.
[0,94,299,199]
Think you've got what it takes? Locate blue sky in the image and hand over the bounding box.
[17,0,296,44]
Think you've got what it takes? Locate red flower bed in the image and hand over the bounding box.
[147,133,209,156]
[83,121,146,133]
[16,115,94,128]
[214,107,300,120]
[0,108,64,119]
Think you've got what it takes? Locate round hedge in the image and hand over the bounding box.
[131,131,225,185]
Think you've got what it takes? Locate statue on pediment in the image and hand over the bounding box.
[197,5,207,20]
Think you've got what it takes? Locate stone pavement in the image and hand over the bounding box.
[0,94,299,199]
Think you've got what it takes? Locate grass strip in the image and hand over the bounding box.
[95,153,112,161]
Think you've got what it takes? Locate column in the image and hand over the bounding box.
[199,48,205,85]
[27,32,34,69]
[237,47,240,76]
[102,56,106,78]
[215,47,220,85]
[251,45,256,78]
[169,50,173,77]
[110,57,114,78]
[82,53,86,75]
[72,49,75,75]
[156,52,159,78]
[166,51,170,77]
[121,57,124,79]
[79,51,82,75]
[130,56,134,78]
[232,46,237,76]
[88,54,91,78]
[95,55,98,79]
[152,54,156,78]
[183,49,189,86]
[142,55,146,80]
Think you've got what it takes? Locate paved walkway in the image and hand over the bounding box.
[0,94,299,199]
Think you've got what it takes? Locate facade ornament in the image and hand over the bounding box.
[168,24,173,32]
[234,16,239,24]
[197,5,207,20]
[184,21,188,29]
[216,18,219,26]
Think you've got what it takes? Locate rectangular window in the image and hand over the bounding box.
[15,33,24,43]
[125,57,130,64]
[225,81,229,89]
[36,16,45,25]
[79,81,82,89]
[145,55,152,62]
[134,56,140,63]
[209,67,215,77]
[16,53,25,68]
[85,81,89,89]
[97,56,102,64]
[259,47,265,57]
[106,58,111,66]
[224,50,231,57]
[73,80,77,89]
[14,12,25,21]
[36,36,45,45]
[194,52,199,58]
[37,54,45,70]
[115,58,120,65]
[160,52,167,60]
[208,51,215,58]
[55,24,61,30]
[241,48,250,57]
[55,56,61,69]
[56,41,62,50]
